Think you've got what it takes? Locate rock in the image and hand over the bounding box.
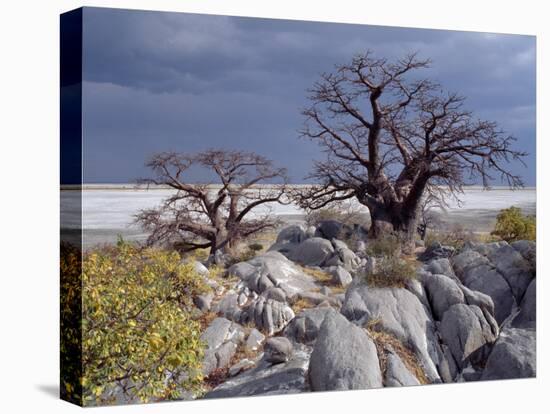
[201,318,245,376]
[452,249,516,324]
[194,292,214,312]
[288,237,335,267]
[245,328,266,352]
[276,225,307,244]
[460,285,495,318]
[229,359,256,377]
[421,272,465,320]
[205,346,310,398]
[511,240,536,267]
[439,304,498,370]
[314,220,346,240]
[262,286,287,303]
[309,311,382,391]
[341,284,442,383]
[471,241,534,301]
[264,337,294,364]
[329,266,353,288]
[284,307,333,344]
[228,262,256,280]
[425,258,456,280]
[331,240,362,271]
[239,296,295,336]
[384,351,421,387]
[214,293,240,320]
[190,260,209,276]
[419,242,455,262]
[297,291,338,307]
[320,286,332,296]
[481,327,536,380]
[512,279,536,329]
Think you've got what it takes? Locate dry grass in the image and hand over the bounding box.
[197,311,218,331]
[366,319,429,385]
[365,255,418,288]
[300,266,333,284]
[291,298,318,314]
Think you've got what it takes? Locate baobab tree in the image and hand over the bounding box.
[295,51,526,251]
[136,150,289,260]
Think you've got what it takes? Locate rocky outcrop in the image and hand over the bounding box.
[309,311,382,391]
[201,318,246,376]
[439,304,498,370]
[284,307,333,344]
[205,345,311,398]
[341,284,442,383]
[384,351,421,387]
[481,327,536,380]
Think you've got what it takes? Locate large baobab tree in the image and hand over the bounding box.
[295,51,526,251]
[136,150,289,259]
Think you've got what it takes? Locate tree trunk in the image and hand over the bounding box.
[369,205,419,254]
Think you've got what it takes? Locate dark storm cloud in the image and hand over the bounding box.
[81,7,536,185]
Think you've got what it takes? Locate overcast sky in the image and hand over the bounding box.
[81,7,536,185]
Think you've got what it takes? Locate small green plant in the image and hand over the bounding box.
[491,206,536,242]
[79,240,208,405]
[365,255,417,288]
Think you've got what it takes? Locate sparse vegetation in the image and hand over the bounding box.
[491,206,536,242]
[366,233,401,257]
[366,320,429,385]
[365,255,418,288]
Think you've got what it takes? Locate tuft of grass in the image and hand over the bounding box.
[366,234,401,257]
[366,321,429,385]
[300,266,333,284]
[291,298,317,314]
[365,255,418,288]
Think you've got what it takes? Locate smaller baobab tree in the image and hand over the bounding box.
[294,51,527,252]
[135,149,289,261]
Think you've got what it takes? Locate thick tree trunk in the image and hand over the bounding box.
[369,205,419,254]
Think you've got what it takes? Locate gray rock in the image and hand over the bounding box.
[276,225,307,244]
[329,266,353,288]
[471,241,534,301]
[194,292,214,312]
[384,351,421,387]
[461,285,495,318]
[201,318,233,350]
[288,237,335,267]
[229,359,256,377]
[422,272,465,320]
[262,286,287,303]
[439,304,498,370]
[331,241,362,271]
[419,242,455,262]
[201,318,245,376]
[216,341,238,371]
[481,327,536,380]
[265,337,294,364]
[314,220,346,240]
[512,279,536,329]
[227,262,256,280]
[284,307,333,344]
[309,311,382,391]
[239,297,295,336]
[425,258,456,280]
[452,249,516,324]
[341,284,442,383]
[245,328,265,352]
[511,240,536,267]
[320,286,332,296]
[205,347,310,398]
[215,293,240,320]
[190,260,209,276]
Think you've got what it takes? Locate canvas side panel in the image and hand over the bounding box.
[60,7,83,407]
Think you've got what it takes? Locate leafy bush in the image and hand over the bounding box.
[80,240,208,405]
[365,255,418,288]
[491,206,536,242]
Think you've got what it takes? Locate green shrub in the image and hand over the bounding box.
[491,206,536,242]
[80,240,208,405]
[366,255,418,288]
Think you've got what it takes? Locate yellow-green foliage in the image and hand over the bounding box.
[491,206,536,242]
[80,240,208,405]
[366,255,417,288]
[60,242,83,404]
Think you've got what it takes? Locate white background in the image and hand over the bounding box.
[0,0,548,412]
